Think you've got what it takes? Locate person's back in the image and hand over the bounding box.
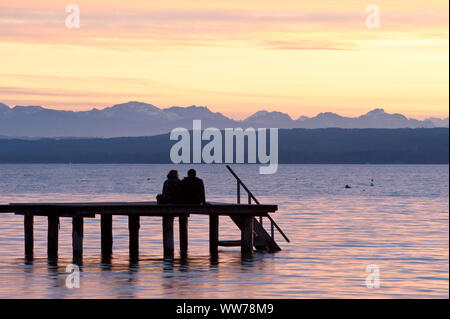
[181,169,205,204]
[157,170,183,204]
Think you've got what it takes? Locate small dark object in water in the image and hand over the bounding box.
[370,183,374,187]
[345,184,351,189]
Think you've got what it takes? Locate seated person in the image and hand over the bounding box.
[156,170,183,204]
[180,169,206,205]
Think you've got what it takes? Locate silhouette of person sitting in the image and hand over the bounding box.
[156,170,183,204]
[181,169,206,205]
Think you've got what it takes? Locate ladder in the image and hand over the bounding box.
[220,165,290,252]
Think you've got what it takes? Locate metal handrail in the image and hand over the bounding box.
[226,165,290,243]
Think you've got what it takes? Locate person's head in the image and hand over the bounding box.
[187,169,196,178]
[167,170,179,179]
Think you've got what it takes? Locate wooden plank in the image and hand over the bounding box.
[9,201,275,208]
[162,216,174,259]
[0,205,13,213]
[72,216,84,265]
[240,215,254,257]
[237,182,240,204]
[8,202,277,217]
[128,215,140,262]
[179,215,188,256]
[24,215,33,260]
[101,214,113,262]
[218,240,241,247]
[47,215,59,260]
[209,214,219,256]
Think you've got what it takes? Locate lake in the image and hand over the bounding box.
[0,164,448,298]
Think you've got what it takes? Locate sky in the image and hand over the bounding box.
[0,0,448,120]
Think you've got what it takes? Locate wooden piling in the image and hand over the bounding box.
[209,214,219,256]
[162,216,174,259]
[47,215,59,259]
[24,215,33,260]
[179,215,188,256]
[128,215,140,262]
[241,215,254,257]
[72,216,84,265]
[101,214,113,262]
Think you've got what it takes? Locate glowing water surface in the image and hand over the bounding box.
[0,164,448,298]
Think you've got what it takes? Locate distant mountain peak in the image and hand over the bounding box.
[103,101,161,118]
[108,101,159,110]
[297,115,310,121]
[245,110,292,121]
[316,112,342,119]
[426,117,450,128]
[361,108,407,121]
[164,105,230,122]
[366,108,385,114]
[187,105,208,110]
[13,105,44,110]
[168,105,210,112]
[12,105,46,115]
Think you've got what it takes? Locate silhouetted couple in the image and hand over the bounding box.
[156,169,206,205]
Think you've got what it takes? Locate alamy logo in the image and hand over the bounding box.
[365,4,380,29]
[365,264,380,288]
[65,264,80,289]
[170,120,278,174]
[65,4,80,29]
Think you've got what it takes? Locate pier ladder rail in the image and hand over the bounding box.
[225,165,290,252]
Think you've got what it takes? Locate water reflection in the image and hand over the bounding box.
[47,258,57,267]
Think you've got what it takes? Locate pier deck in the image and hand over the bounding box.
[0,201,278,263]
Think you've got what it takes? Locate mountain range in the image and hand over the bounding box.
[0,101,448,138]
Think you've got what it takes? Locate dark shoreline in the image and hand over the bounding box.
[0,128,448,164]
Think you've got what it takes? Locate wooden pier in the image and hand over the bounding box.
[0,166,290,264]
[0,202,280,263]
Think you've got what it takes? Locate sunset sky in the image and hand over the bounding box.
[0,0,448,119]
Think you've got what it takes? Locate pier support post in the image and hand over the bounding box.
[241,215,254,257]
[47,215,59,260]
[179,215,188,257]
[209,214,219,256]
[101,214,113,262]
[162,216,174,259]
[72,216,84,265]
[128,215,140,262]
[24,215,34,260]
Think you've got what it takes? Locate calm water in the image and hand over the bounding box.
[0,164,448,298]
